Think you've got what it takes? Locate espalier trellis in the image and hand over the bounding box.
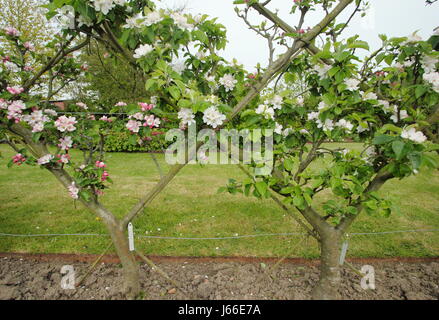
[1,0,437,299]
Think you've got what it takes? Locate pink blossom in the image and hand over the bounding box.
[101,171,110,181]
[144,115,160,128]
[7,86,24,95]
[37,154,54,165]
[115,101,127,107]
[54,116,77,132]
[76,102,88,110]
[100,116,113,123]
[12,153,26,165]
[126,120,141,133]
[132,112,144,120]
[24,66,34,72]
[7,100,26,121]
[68,182,79,199]
[23,42,35,51]
[57,154,71,164]
[139,102,154,111]
[95,161,107,168]
[4,27,20,37]
[58,136,73,150]
[31,122,44,132]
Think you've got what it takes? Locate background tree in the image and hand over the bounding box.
[77,41,148,108]
[0,0,54,53]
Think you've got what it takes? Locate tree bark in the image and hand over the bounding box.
[106,222,140,299]
[312,230,343,300]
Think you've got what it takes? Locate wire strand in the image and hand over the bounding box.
[0,229,438,240]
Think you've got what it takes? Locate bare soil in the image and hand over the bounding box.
[0,253,438,300]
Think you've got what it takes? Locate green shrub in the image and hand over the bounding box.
[104,131,170,152]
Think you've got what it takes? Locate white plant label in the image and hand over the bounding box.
[339,241,349,265]
[128,222,135,252]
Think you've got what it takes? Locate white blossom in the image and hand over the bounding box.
[92,0,116,15]
[313,64,331,78]
[423,72,439,93]
[255,104,275,120]
[219,74,237,92]
[133,44,154,59]
[270,95,283,109]
[336,119,354,131]
[316,119,335,131]
[421,55,438,73]
[274,123,283,135]
[202,106,226,128]
[308,111,319,121]
[144,11,162,26]
[390,106,409,123]
[402,32,422,45]
[170,12,194,31]
[344,78,360,91]
[362,92,378,101]
[123,13,146,29]
[56,6,75,30]
[318,101,329,111]
[37,154,54,165]
[178,108,196,126]
[171,59,186,74]
[401,128,427,144]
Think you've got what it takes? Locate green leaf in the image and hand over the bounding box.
[293,195,306,210]
[373,134,395,145]
[284,158,294,171]
[168,86,181,100]
[347,40,369,50]
[415,85,428,99]
[255,181,268,197]
[392,140,405,160]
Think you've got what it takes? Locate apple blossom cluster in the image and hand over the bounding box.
[4,27,20,37]
[126,103,161,133]
[12,153,26,166]
[92,0,127,15]
[401,128,427,144]
[177,108,196,127]
[313,64,331,79]
[423,72,439,93]
[124,11,162,29]
[37,154,54,165]
[55,5,93,30]
[54,115,78,132]
[68,182,79,200]
[219,74,238,92]
[133,44,154,59]
[202,106,226,129]
[177,105,227,129]
[6,86,24,95]
[170,12,195,31]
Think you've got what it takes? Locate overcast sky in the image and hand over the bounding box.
[159,0,439,70]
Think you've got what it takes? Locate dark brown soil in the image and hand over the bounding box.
[0,254,438,300]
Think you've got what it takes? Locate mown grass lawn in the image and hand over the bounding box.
[0,143,438,258]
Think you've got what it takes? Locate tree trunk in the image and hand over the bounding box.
[106,223,140,299]
[312,230,342,300]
